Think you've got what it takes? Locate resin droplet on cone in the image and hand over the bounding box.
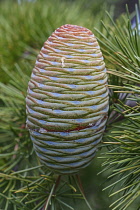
[26,24,109,174]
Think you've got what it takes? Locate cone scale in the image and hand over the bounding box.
[26,24,109,174]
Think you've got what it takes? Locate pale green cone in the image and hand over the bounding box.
[26,24,109,174]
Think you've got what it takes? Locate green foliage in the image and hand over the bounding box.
[0,0,140,209]
[95,3,140,210]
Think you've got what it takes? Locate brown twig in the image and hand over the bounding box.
[74,174,93,210]
[75,174,85,196]
[43,175,61,210]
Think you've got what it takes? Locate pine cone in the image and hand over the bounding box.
[26,24,109,174]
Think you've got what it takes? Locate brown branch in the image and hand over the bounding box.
[43,175,61,210]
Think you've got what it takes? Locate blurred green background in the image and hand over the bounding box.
[0,0,139,209]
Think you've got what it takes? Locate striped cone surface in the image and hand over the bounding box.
[26,24,109,174]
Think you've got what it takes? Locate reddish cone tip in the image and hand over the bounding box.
[47,24,94,43]
[56,24,93,34]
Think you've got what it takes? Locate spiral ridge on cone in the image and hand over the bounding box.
[26,24,109,174]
